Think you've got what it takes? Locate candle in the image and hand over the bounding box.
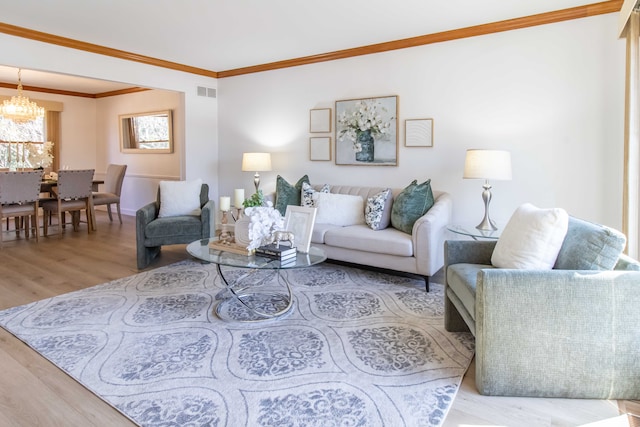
[219,196,231,212]
[234,188,245,208]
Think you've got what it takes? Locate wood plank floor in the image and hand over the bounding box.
[0,212,635,426]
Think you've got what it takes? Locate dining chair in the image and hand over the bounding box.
[92,164,127,223]
[0,170,43,245]
[41,169,95,236]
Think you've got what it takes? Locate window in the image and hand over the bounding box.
[0,116,50,169]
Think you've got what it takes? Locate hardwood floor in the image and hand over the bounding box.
[0,212,635,426]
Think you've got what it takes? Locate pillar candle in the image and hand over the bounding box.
[234,188,245,208]
[219,196,231,212]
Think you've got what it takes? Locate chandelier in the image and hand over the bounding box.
[0,69,45,123]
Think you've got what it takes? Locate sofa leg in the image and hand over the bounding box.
[423,276,429,292]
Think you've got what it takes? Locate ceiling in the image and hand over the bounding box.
[0,0,603,94]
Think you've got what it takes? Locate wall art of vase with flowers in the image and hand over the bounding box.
[337,98,394,164]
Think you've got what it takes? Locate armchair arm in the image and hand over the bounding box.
[475,268,640,398]
[200,199,215,238]
[412,192,453,276]
[136,201,159,229]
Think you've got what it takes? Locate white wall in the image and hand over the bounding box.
[96,90,183,215]
[219,14,626,229]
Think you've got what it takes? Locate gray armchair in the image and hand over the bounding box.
[444,238,640,399]
[136,183,214,269]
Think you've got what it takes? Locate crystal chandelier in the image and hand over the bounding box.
[0,69,45,123]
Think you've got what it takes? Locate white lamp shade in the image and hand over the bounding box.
[463,149,512,180]
[242,152,272,172]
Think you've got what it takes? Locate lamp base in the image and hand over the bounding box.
[476,182,498,231]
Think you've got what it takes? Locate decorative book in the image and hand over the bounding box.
[255,243,297,259]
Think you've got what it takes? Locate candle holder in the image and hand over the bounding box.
[220,210,232,244]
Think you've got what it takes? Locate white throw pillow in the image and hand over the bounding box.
[314,192,365,226]
[158,178,203,217]
[491,203,569,269]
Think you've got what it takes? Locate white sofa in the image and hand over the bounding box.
[271,184,452,291]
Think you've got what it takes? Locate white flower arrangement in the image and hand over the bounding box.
[337,99,393,152]
[244,202,284,251]
[26,141,54,168]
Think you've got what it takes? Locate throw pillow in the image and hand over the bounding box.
[315,192,365,226]
[390,179,435,234]
[301,182,330,208]
[158,178,203,217]
[274,174,309,216]
[554,216,626,270]
[365,188,393,230]
[491,203,569,269]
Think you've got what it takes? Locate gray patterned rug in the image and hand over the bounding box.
[0,260,474,426]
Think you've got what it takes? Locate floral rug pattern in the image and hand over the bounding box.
[0,260,473,427]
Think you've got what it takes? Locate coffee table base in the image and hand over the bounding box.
[214,264,294,322]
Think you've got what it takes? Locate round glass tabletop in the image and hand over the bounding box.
[447,223,501,240]
[186,238,327,269]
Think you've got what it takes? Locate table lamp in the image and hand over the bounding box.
[242,152,272,192]
[463,149,512,231]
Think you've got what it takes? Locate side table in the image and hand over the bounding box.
[447,223,501,240]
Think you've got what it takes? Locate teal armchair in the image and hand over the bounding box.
[136,183,214,269]
[444,237,640,399]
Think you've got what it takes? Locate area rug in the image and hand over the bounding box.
[0,260,474,427]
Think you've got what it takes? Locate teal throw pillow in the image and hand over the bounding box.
[390,179,435,234]
[274,174,309,216]
[553,216,626,270]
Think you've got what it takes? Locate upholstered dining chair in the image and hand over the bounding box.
[92,164,127,223]
[0,170,43,245]
[42,169,95,236]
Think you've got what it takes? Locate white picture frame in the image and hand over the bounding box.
[310,108,331,133]
[283,206,317,253]
[404,118,434,147]
[310,136,331,161]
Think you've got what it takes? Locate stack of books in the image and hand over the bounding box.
[255,244,297,264]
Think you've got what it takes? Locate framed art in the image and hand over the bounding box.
[405,118,434,147]
[310,108,331,133]
[309,137,331,161]
[335,95,398,166]
[283,206,317,253]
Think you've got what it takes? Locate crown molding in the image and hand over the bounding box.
[0,0,622,81]
[0,22,218,79]
[0,81,149,98]
[218,0,623,77]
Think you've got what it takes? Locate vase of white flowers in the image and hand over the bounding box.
[338,99,392,163]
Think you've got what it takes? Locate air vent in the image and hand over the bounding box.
[197,86,216,98]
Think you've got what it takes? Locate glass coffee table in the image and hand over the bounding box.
[187,238,326,322]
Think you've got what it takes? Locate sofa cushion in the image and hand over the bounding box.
[492,203,569,269]
[391,179,434,234]
[158,178,202,217]
[301,181,330,208]
[447,263,492,321]
[365,188,392,230]
[323,225,413,256]
[315,192,365,226]
[311,223,341,244]
[274,174,309,216]
[554,216,626,271]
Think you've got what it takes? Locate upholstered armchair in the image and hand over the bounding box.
[136,181,214,269]
[444,213,640,399]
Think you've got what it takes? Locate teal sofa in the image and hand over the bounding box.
[444,219,640,399]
